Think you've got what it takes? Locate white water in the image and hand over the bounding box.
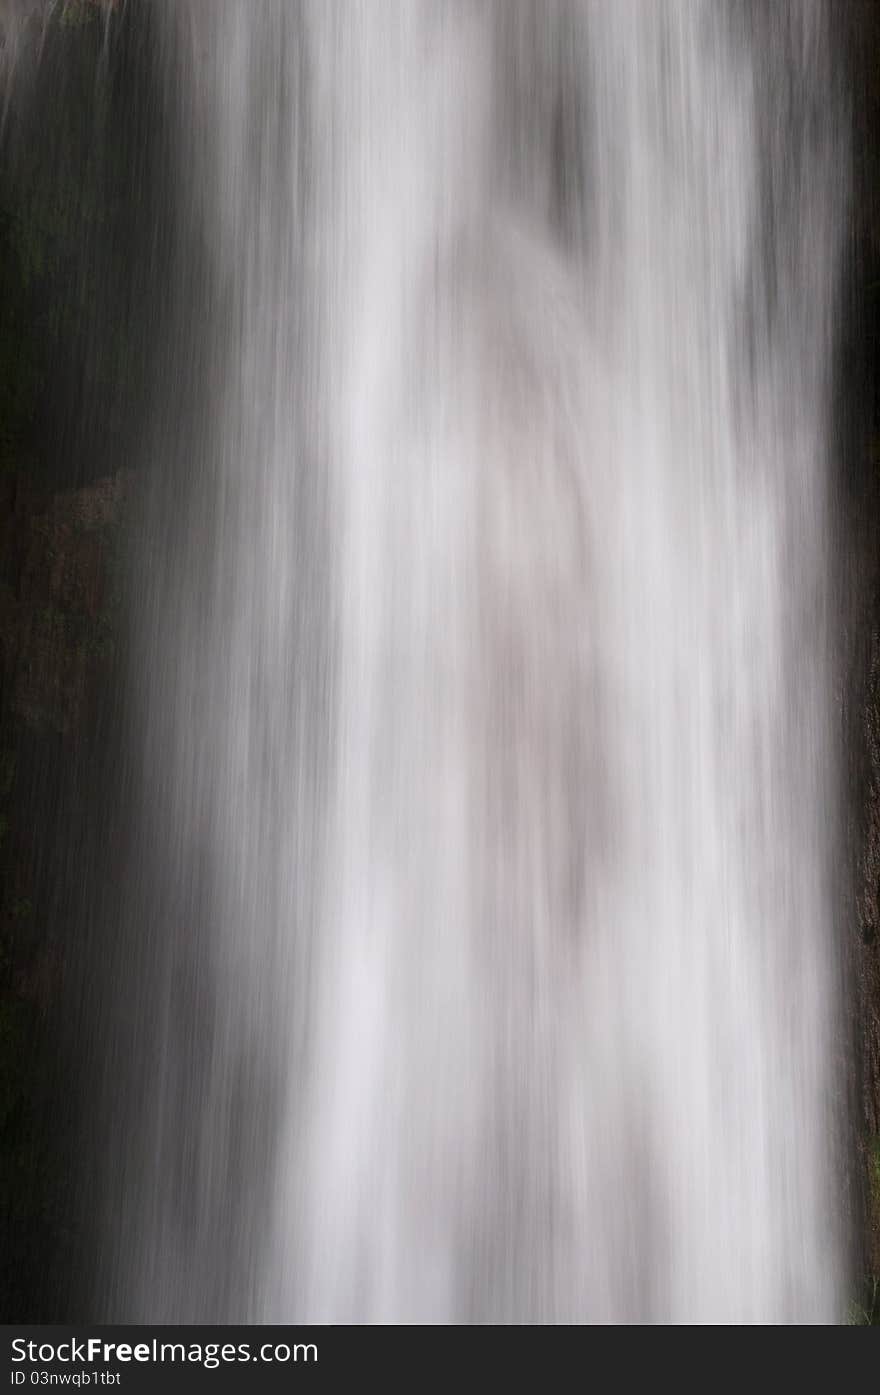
[127,1,845,1322]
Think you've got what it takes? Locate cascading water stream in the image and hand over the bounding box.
[96,0,846,1322]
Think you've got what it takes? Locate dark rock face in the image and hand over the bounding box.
[0,472,127,735]
[0,465,128,1320]
[0,0,166,1319]
[856,626,880,1283]
[840,5,880,1310]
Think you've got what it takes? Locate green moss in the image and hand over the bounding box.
[59,2,103,28]
[870,1136,880,1217]
[848,1276,880,1326]
[847,1142,880,1324]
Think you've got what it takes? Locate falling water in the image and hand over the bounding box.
[90,0,847,1322]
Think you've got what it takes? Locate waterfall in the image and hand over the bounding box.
[105,0,845,1322]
